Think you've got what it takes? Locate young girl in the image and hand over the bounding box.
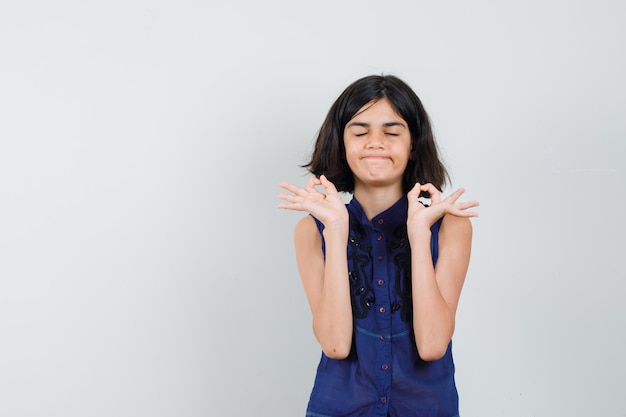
[278,75,478,417]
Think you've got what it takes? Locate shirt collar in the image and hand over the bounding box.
[347,196,408,232]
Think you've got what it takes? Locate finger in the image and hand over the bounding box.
[319,175,339,195]
[447,200,479,217]
[407,183,421,199]
[303,176,317,191]
[310,175,322,186]
[279,182,305,196]
[454,200,479,211]
[277,192,299,202]
[448,209,479,218]
[277,195,305,210]
[444,188,466,204]
[277,202,307,211]
[449,206,479,217]
[420,183,441,203]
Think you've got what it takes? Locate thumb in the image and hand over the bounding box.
[408,182,421,198]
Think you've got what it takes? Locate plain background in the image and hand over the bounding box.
[1,1,625,416]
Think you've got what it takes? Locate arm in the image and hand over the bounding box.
[407,184,478,361]
[279,176,353,359]
[294,216,353,358]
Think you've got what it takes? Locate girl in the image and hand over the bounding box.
[278,75,478,417]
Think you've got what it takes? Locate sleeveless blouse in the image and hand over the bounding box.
[307,196,459,417]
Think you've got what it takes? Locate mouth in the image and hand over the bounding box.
[362,155,390,161]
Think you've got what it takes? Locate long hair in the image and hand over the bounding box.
[304,75,449,194]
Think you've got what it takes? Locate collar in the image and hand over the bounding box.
[347,196,408,232]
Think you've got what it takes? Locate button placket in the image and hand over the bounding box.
[371,215,392,412]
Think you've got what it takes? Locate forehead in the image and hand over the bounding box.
[349,98,405,123]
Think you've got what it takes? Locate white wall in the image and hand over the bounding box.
[1,1,624,416]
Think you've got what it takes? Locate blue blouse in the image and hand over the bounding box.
[307,196,458,417]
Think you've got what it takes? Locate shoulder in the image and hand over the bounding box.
[294,215,323,251]
[441,214,472,234]
[293,216,326,285]
[439,215,473,249]
[295,215,320,238]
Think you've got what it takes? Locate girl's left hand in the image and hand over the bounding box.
[407,183,479,231]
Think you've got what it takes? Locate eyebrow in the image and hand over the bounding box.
[347,122,407,128]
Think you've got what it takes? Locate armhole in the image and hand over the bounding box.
[430,216,444,266]
[310,214,326,258]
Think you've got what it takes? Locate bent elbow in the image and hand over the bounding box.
[418,349,446,362]
[314,322,352,360]
[416,341,448,362]
[321,341,351,360]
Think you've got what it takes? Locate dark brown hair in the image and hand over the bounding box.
[304,75,449,194]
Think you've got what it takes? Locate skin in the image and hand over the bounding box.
[278,98,479,361]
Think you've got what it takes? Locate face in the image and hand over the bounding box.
[343,98,412,192]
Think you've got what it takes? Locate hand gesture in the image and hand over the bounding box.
[278,175,349,229]
[407,183,479,231]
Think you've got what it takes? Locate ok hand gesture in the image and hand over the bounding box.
[407,183,479,231]
[278,175,349,229]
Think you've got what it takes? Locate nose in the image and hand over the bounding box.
[366,131,384,149]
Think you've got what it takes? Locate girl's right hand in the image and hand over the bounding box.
[278,175,349,230]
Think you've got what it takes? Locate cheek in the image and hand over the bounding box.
[344,150,361,173]
[402,140,413,160]
[344,151,357,168]
[344,144,358,159]
[393,142,412,160]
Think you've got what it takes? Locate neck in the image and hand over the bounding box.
[353,183,404,221]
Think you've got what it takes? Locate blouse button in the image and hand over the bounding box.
[379,307,386,313]
[377,235,383,241]
[377,219,384,225]
[381,364,389,371]
[380,334,386,340]
[377,279,384,285]
[381,397,387,403]
[377,256,384,261]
